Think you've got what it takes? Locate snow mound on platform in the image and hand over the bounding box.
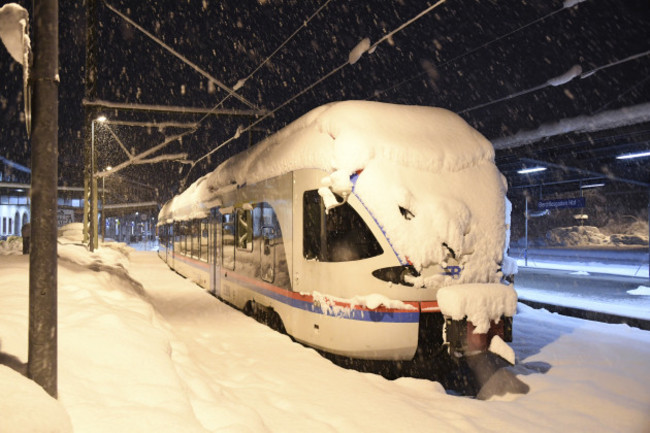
[547,225,649,247]
[0,365,73,433]
[0,236,22,255]
[58,223,84,243]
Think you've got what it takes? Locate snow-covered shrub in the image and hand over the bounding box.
[546,226,608,247]
[0,236,23,255]
[546,224,649,247]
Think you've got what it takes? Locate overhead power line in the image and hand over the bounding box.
[580,49,650,79]
[96,129,195,178]
[368,1,584,101]
[232,0,335,92]
[188,0,449,176]
[104,2,261,111]
[185,0,335,135]
[459,48,650,115]
[83,99,265,116]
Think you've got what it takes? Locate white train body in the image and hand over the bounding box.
[158,101,516,361]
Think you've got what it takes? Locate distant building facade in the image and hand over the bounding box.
[1,155,160,244]
[0,156,86,238]
[0,156,30,238]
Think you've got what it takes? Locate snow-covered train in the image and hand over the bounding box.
[157,101,518,364]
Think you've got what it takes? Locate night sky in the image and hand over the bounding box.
[1,0,649,200]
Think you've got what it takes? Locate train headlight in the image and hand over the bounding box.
[371,265,420,286]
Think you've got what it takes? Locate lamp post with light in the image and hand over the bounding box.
[89,115,106,251]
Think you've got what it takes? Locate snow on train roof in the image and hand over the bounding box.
[159,100,496,224]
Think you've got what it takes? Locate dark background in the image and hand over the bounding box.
[1,0,649,222]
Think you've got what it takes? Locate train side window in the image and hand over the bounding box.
[173,222,180,253]
[178,221,189,255]
[303,190,383,262]
[236,208,253,252]
[200,219,209,262]
[192,220,201,259]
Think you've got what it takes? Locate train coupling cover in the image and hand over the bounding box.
[445,317,530,399]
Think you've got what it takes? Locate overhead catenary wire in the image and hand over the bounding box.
[367,1,580,101]
[104,2,260,111]
[366,0,447,54]
[190,61,349,169]
[187,0,449,176]
[592,74,650,115]
[179,0,335,148]
[459,49,650,115]
[103,124,134,160]
[232,0,335,92]
[580,49,650,79]
[96,129,196,178]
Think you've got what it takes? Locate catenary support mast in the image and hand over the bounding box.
[28,0,59,398]
[84,0,99,250]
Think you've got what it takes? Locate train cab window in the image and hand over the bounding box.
[303,190,383,262]
[236,208,253,251]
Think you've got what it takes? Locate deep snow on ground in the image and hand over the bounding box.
[515,255,649,279]
[1,247,650,433]
[516,285,650,321]
[0,236,22,255]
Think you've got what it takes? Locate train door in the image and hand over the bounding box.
[259,201,288,285]
[220,210,236,302]
[210,209,221,296]
[171,222,177,270]
[222,211,235,270]
[161,225,167,262]
[168,224,173,262]
[165,224,171,263]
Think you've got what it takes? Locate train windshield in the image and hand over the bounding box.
[303,190,383,262]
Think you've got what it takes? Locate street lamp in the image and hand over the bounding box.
[101,166,112,242]
[90,115,106,251]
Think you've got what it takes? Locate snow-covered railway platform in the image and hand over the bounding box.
[1,248,650,432]
[509,247,650,329]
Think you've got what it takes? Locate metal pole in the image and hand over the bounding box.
[28,0,59,398]
[83,0,98,247]
[101,175,106,242]
[90,120,98,250]
[524,198,529,267]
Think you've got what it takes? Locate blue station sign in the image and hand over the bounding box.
[538,197,586,210]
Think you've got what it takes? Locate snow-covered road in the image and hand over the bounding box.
[2,247,650,432]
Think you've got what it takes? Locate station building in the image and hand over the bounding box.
[1,156,160,245]
[0,156,31,238]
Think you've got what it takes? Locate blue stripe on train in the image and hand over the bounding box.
[227,271,420,324]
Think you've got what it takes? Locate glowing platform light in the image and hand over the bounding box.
[580,183,605,189]
[517,166,547,174]
[616,150,650,160]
